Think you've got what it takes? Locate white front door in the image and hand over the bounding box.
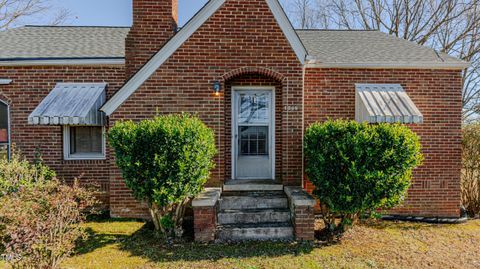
[232,87,275,180]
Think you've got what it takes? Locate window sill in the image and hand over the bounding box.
[64,154,106,161]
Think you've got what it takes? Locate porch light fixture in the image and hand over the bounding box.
[213,81,221,96]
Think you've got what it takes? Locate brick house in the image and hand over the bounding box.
[0,0,468,241]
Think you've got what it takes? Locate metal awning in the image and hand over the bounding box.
[0,79,12,85]
[28,83,107,126]
[355,84,423,124]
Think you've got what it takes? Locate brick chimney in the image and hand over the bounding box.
[125,0,178,78]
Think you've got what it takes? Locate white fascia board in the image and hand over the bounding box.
[0,58,125,67]
[0,79,12,85]
[100,0,227,116]
[266,0,307,64]
[305,60,471,70]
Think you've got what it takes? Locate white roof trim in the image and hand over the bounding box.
[265,0,307,64]
[305,60,470,70]
[101,0,308,115]
[101,0,227,115]
[0,79,12,85]
[0,58,125,67]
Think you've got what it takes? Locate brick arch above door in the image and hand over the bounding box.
[220,67,286,84]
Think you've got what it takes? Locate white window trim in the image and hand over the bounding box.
[63,126,106,160]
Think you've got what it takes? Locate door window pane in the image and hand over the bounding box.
[238,93,269,124]
[239,126,268,156]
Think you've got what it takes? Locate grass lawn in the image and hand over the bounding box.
[3,218,480,269]
[64,220,480,268]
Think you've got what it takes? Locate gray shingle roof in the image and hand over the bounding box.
[297,30,468,68]
[0,26,468,69]
[0,26,129,60]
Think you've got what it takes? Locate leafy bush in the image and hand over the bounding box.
[0,174,96,268]
[0,152,56,197]
[462,123,480,217]
[305,120,423,237]
[109,113,217,236]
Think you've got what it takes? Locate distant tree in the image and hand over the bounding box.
[283,0,480,122]
[0,0,69,30]
[283,0,327,29]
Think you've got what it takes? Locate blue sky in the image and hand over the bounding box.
[20,0,291,28]
[45,0,210,27]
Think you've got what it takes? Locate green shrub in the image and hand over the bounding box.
[108,113,217,236]
[304,120,423,237]
[462,123,480,217]
[0,152,55,197]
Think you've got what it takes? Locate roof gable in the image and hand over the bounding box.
[100,0,307,116]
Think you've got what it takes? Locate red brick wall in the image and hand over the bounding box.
[0,65,125,206]
[126,0,178,78]
[110,0,304,218]
[303,68,463,218]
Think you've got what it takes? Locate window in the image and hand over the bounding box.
[63,126,105,160]
[0,101,9,160]
[239,126,268,156]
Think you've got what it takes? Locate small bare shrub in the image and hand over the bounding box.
[462,123,480,218]
[0,158,96,268]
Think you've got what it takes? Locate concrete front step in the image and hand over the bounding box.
[218,208,291,225]
[223,181,284,191]
[219,191,288,211]
[216,223,294,242]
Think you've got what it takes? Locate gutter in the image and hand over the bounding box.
[305,57,471,70]
[0,57,125,67]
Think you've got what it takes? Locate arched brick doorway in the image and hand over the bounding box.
[221,68,284,184]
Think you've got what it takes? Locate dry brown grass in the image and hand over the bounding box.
[336,219,480,268]
[2,218,478,269]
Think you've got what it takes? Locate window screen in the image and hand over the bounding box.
[69,126,103,155]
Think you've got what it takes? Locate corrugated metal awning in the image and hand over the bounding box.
[28,83,107,126]
[355,84,423,124]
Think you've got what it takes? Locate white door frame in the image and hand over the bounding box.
[231,86,275,180]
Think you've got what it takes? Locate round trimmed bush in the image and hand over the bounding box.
[304,120,423,236]
[108,113,217,236]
